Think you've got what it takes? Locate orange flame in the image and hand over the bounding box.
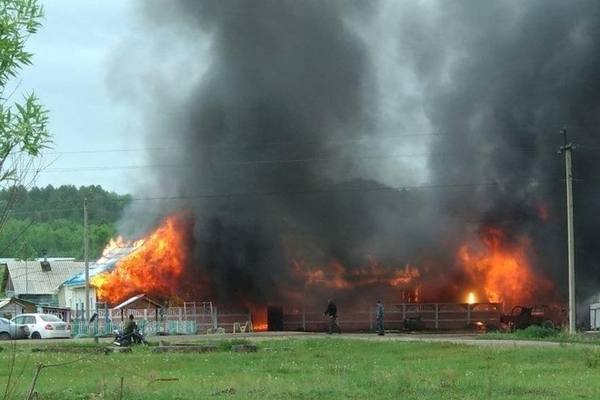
[466,291,477,304]
[91,214,193,305]
[293,258,420,289]
[458,227,549,308]
[249,306,268,331]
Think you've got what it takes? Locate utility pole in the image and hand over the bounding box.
[84,198,90,324]
[559,128,576,334]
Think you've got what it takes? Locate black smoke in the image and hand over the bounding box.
[114,1,600,317]
[397,0,600,319]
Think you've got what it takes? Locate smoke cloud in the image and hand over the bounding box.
[110,0,600,317]
[402,1,600,311]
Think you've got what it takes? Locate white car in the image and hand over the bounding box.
[11,314,71,339]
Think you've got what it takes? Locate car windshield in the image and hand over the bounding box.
[40,314,62,322]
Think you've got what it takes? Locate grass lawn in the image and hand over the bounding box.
[0,337,599,399]
[484,326,600,345]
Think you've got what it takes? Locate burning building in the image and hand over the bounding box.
[102,0,600,327]
[90,211,551,331]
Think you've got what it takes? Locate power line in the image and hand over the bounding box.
[0,176,572,217]
[36,148,551,173]
[37,145,600,174]
[0,178,557,208]
[6,207,82,216]
[97,179,548,202]
[43,132,445,156]
[44,126,600,158]
[45,147,181,155]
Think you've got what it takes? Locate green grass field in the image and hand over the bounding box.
[1,337,599,399]
[484,326,600,345]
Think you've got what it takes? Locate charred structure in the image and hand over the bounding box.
[106,1,600,322]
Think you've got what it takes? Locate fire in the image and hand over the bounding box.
[92,213,194,304]
[249,306,268,331]
[466,291,477,304]
[293,259,420,290]
[458,227,550,308]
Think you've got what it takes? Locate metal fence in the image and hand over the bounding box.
[70,302,215,337]
[282,302,503,332]
[71,319,199,337]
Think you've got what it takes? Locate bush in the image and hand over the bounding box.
[216,339,253,351]
[513,325,559,339]
[403,317,425,331]
[585,351,600,368]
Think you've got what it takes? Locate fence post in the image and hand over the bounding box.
[402,304,406,321]
[104,303,109,335]
[302,308,306,331]
[467,304,471,325]
[178,308,182,334]
[434,303,439,330]
[75,303,79,335]
[369,306,373,330]
[214,306,218,330]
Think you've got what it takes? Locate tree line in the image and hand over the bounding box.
[0,185,130,260]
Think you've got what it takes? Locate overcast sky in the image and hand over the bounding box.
[20,1,144,194]
[20,1,433,196]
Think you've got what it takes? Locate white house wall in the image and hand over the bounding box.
[59,286,97,312]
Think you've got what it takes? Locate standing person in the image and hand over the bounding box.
[375,300,385,336]
[324,299,341,334]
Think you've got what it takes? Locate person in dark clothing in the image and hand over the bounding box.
[324,299,341,334]
[375,300,385,336]
[123,314,137,335]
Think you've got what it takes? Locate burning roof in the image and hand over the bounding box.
[62,241,140,288]
[90,213,197,305]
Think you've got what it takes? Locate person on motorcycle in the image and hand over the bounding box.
[123,314,137,336]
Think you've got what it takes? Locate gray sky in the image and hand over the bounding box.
[20,0,144,194]
[20,0,432,195]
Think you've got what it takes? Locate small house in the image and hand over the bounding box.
[1,260,85,305]
[113,294,163,321]
[0,297,36,319]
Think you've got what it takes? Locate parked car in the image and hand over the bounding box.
[0,317,29,340]
[11,314,71,339]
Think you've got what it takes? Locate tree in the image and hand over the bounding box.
[0,0,50,233]
[0,185,130,259]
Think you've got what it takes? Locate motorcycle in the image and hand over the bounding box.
[112,328,147,347]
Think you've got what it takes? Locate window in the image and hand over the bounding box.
[24,316,36,324]
[40,314,62,322]
[12,316,24,324]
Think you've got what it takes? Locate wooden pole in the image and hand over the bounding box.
[84,198,90,325]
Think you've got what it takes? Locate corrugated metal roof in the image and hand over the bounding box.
[4,260,85,295]
[62,245,138,287]
[113,294,162,310]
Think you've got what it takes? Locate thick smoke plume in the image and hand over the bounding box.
[403,1,600,316]
[112,0,600,317]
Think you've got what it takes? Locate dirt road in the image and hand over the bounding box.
[12,331,599,348]
[152,331,598,348]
